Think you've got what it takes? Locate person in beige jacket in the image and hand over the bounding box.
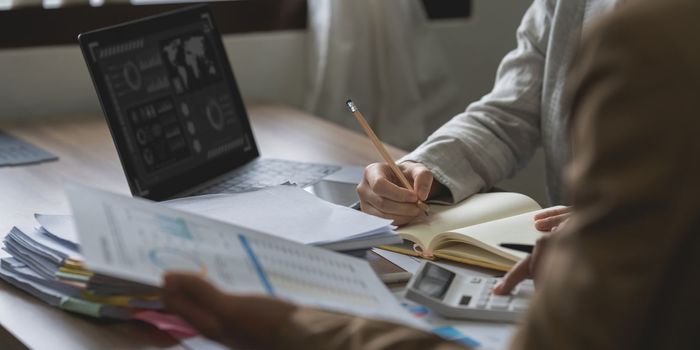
[162,0,700,348]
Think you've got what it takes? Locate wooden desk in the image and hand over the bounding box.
[0,104,405,350]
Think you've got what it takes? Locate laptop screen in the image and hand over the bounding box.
[79,5,259,200]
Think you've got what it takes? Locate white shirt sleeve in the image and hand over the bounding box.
[401,0,553,203]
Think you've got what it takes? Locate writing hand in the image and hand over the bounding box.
[357,161,442,226]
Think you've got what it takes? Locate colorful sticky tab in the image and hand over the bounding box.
[59,296,102,317]
[432,326,481,348]
[132,310,198,339]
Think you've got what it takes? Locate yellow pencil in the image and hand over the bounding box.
[346,99,430,215]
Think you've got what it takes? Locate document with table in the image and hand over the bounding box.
[66,184,422,329]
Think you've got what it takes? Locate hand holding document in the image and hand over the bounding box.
[66,184,422,328]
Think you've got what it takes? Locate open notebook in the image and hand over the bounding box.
[381,192,551,271]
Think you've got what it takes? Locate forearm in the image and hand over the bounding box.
[400,0,550,203]
[272,307,468,350]
[401,102,542,204]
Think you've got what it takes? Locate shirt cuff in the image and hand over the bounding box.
[399,149,486,204]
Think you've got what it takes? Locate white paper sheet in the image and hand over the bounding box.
[11,226,82,261]
[164,186,396,246]
[181,336,229,350]
[319,165,364,184]
[371,248,422,274]
[372,248,497,279]
[34,214,79,246]
[399,295,515,350]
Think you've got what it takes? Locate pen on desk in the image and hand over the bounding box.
[499,243,534,254]
[345,99,430,215]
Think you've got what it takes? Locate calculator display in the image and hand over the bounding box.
[414,263,455,300]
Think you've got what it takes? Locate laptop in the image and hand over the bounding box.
[78,5,362,205]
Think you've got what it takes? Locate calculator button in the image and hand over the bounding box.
[487,295,510,309]
[518,280,535,288]
[514,282,535,297]
[510,298,529,312]
[488,303,509,310]
[489,295,510,303]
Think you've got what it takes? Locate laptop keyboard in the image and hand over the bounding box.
[193,159,342,195]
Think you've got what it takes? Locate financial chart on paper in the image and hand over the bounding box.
[92,201,403,320]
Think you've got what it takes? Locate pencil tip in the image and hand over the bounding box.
[345,99,357,112]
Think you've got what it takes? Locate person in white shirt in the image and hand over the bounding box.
[357,0,620,232]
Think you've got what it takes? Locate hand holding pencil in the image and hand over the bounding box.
[347,100,433,225]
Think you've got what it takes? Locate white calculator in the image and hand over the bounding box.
[405,261,534,323]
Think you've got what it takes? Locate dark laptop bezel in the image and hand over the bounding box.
[78,5,260,201]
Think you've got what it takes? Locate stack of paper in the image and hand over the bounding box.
[25,186,400,252]
[1,216,206,341]
[164,185,400,251]
[0,185,411,340]
[0,224,161,320]
[65,184,422,328]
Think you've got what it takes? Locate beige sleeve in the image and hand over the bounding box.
[511,1,700,350]
[271,307,469,350]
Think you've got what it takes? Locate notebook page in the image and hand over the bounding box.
[398,192,541,248]
[442,210,546,261]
